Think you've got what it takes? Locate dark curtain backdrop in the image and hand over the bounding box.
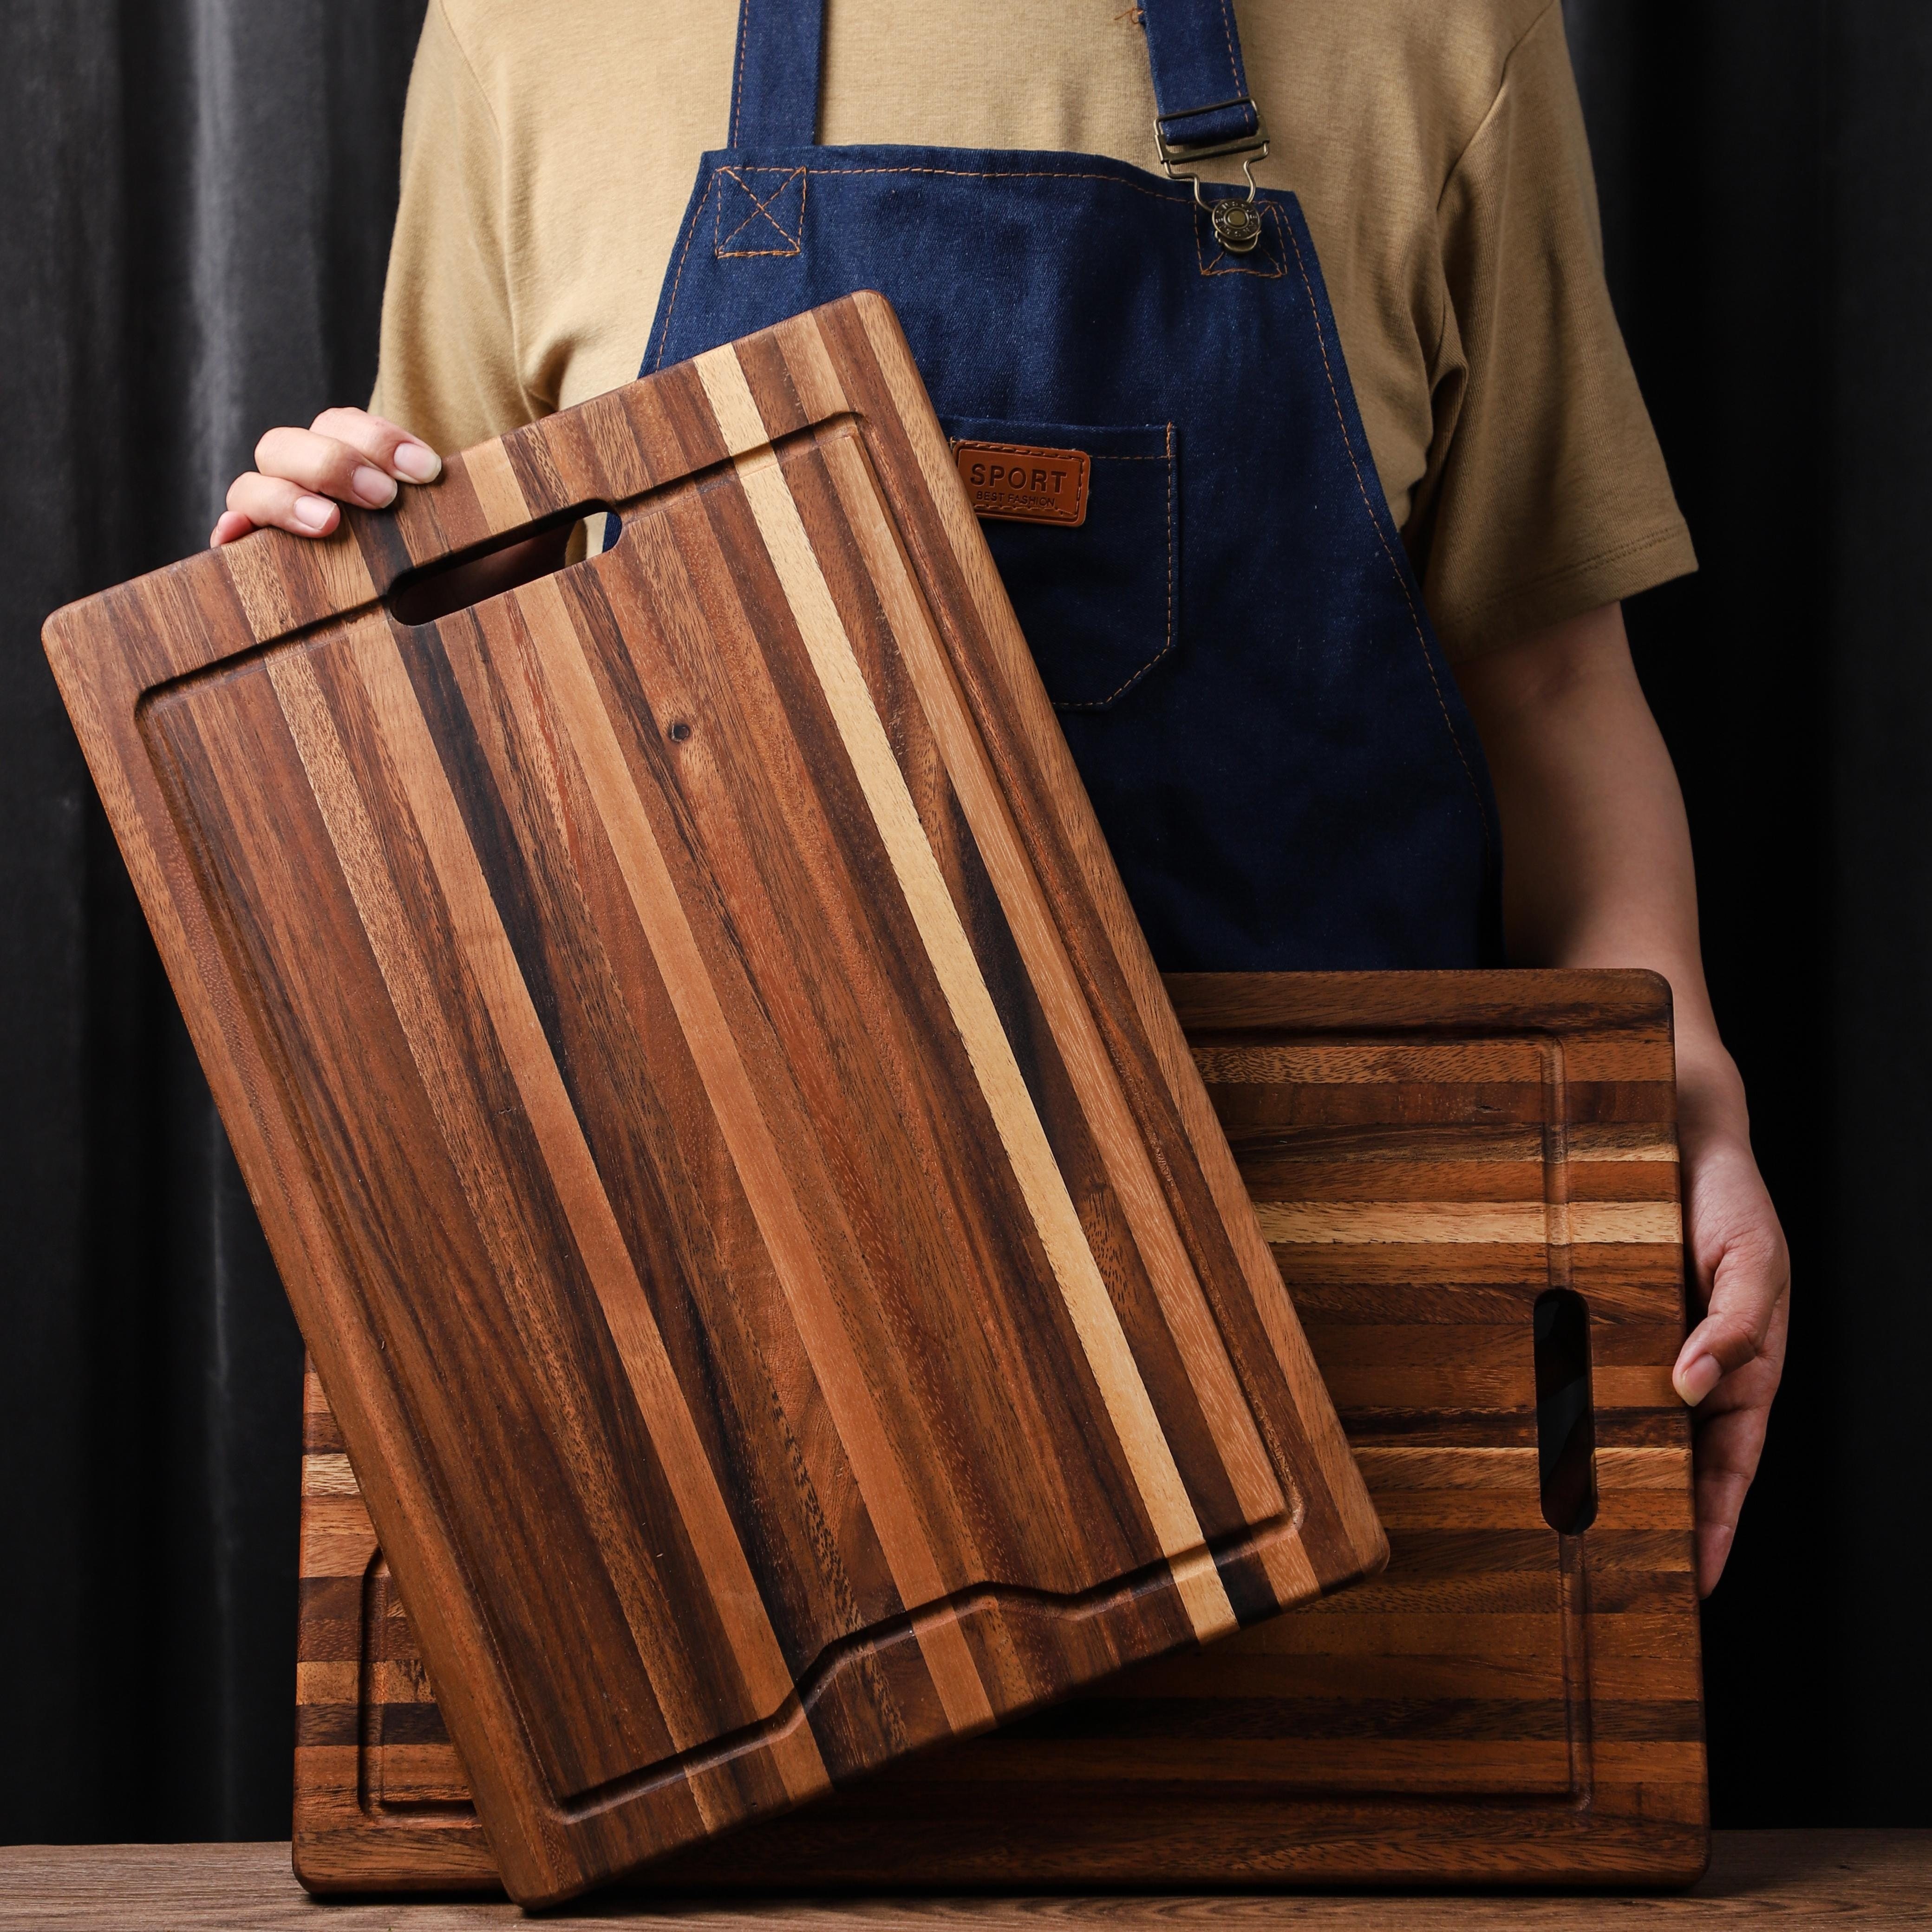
[0,0,1922,1844]
[1,0,428,1841]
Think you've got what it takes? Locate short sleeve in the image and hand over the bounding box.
[1413,2,1697,659]
[367,0,535,455]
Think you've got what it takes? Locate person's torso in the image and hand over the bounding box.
[444,0,1551,534]
[591,0,1502,969]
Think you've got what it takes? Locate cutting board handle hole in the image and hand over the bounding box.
[1532,1289,1598,1535]
[386,503,618,629]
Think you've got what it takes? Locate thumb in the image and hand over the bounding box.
[1674,1228,1783,1406]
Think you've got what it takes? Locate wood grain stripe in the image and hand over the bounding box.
[347,625,824,1797]
[1256,1201,1682,1245]
[841,296,1375,1592]
[1595,1366,1684,1409]
[1194,1041,1676,1087]
[267,645,744,1821]
[516,570,997,1737]
[461,438,534,537]
[696,343,1236,1645]
[301,1453,360,1498]
[809,422,1298,1580]
[1567,1125,1678,1162]
[269,634,828,1808]
[221,540,307,645]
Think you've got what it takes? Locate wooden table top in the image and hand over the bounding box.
[1,1834,1926,1926]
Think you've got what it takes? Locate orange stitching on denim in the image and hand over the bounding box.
[1195,200,1286,278]
[1214,0,1243,94]
[652,178,710,372]
[783,163,1189,205]
[730,0,750,144]
[1279,214,1491,849]
[715,166,805,255]
[654,164,1197,363]
[718,167,803,245]
[1057,423,1176,711]
[1155,2,1245,136]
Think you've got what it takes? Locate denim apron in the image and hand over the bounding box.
[633,0,1501,971]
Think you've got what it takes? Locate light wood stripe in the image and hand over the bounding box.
[1317,1369,1530,1410]
[461,437,533,536]
[518,571,996,1737]
[698,354,776,456]
[297,1661,359,1704]
[221,539,307,645]
[270,636,828,1810]
[368,1661,436,1704]
[1592,1743,1707,1782]
[843,298,1378,1586]
[301,1452,361,1498]
[1595,1366,1684,1409]
[697,343,1236,1645]
[1560,1038,1678,1082]
[1255,1201,1682,1246]
[810,419,1300,1593]
[1567,1125,1677,1162]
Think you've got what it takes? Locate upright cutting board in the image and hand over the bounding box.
[44,293,1384,1905]
[291,969,1705,1893]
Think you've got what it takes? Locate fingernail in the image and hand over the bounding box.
[352,465,398,507]
[293,495,335,532]
[392,441,441,483]
[1674,1351,1722,1406]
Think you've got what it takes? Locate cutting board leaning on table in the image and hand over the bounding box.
[42,293,1390,1906]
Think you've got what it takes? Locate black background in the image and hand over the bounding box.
[0,0,1923,1841]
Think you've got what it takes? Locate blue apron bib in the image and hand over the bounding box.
[632,0,1502,971]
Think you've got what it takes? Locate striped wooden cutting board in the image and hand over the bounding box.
[44,294,1384,1906]
[292,970,1706,1892]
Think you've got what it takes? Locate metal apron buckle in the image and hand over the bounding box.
[1154,98,1269,254]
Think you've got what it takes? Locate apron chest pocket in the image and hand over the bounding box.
[942,418,1176,712]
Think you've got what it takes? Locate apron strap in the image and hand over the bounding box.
[1143,0,1263,159]
[725,0,1260,158]
[728,0,824,147]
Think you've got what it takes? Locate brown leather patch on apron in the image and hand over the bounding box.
[953,441,1090,527]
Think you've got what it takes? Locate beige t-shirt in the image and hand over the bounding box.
[370,0,1694,659]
